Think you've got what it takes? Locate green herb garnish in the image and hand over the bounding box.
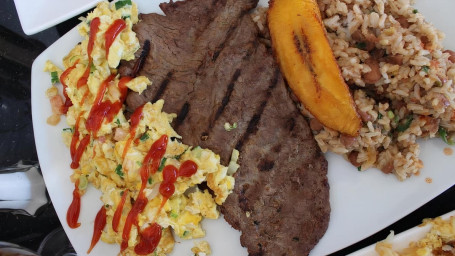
[387,110,395,119]
[120,190,124,196]
[90,62,96,73]
[51,71,59,84]
[158,158,167,172]
[357,166,362,172]
[115,0,132,10]
[122,15,131,20]
[148,177,152,184]
[377,113,383,119]
[397,116,413,132]
[115,164,124,177]
[224,122,238,131]
[170,211,178,218]
[413,9,418,14]
[78,175,88,190]
[63,127,73,133]
[105,204,110,208]
[136,161,142,167]
[182,230,190,237]
[140,133,150,142]
[438,126,455,145]
[422,65,430,73]
[115,118,120,125]
[69,55,80,64]
[174,148,189,160]
[355,42,367,50]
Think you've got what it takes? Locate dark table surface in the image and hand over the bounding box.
[0,0,454,255]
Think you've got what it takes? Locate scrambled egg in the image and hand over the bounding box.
[44,1,236,255]
[376,215,455,256]
[191,240,212,256]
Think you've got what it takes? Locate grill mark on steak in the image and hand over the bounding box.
[131,39,150,77]
[151,71,173,103]
[211,69,241,128]
[212,25,236,62]
[174,101,190,130]
[235,68,280,152]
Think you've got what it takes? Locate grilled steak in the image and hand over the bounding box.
[119,0,330,255]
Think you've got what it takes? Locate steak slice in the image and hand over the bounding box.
[119,0,330,255]
[221,73,330,256]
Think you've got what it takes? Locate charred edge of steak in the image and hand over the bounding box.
[235,68,280,152]
[152,71,173,103]
[131,39,150,77]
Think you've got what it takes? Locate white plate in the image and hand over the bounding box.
[31,0,455,255]
[14,0,102,35]
[348,209,455,256]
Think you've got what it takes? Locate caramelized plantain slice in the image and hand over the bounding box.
[268,0,361,136]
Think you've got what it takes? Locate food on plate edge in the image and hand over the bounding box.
[375,214,455,256]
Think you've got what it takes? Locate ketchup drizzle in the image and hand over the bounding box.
[134,223,162,255]
[87,205,107,254]
[59,60,79,114]
[122,104,145,159]
[71,135,90,169]
[112,190,128,233]
[105,19,126,60]
[120,135,168,253]
[67,180,81,229]
[87,17,100,61]
[85,74,116,136]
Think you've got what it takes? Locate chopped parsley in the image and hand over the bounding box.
[115,0,132,10]
[50,71,59,84]
[393,114,400,124]
[422,65,430,73]
[115,118,120,125]
[148,177,152,184]
[105,204,110,208]
[170,211,178,218]
[357,166,362,171]
[120,190,124,196]
[397,116,413,132]
[387,110,395,119]
[224,122,238,131]
[438,126,455,145]
[377,113,383,120]
[63,127,73,133]
[183,230,190,237]
[413,9,418,14]
[115,164,124,177]
[136,161,142,167]
[173,148,189,160]
[90,62,96,73]
[140,132,150,142]
[158,158,167,172]
[78,175,88,190]
[122,15,131,20]
[69,55,80,64]
[355,42,367,50]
